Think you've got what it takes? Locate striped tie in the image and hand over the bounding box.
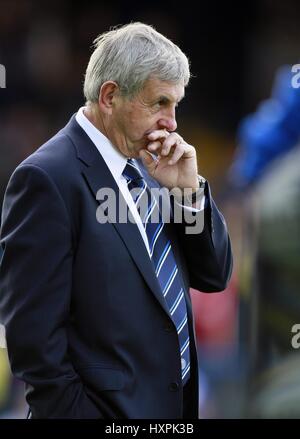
[123,158,190,385]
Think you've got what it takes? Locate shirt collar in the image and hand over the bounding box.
[75,106,128,180]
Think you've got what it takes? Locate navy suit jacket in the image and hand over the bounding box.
[0,115,233,419]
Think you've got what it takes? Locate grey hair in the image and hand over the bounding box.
[83,22,190,102]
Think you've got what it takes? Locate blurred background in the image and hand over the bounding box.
[0,0,300,418]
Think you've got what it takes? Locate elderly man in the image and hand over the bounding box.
[0,22,232,419]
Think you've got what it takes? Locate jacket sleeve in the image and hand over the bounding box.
[0,164,101,418]
[174,181,233,292]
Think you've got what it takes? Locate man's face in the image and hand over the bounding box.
[108,78,185,158]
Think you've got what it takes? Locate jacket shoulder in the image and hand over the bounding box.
[20,130,77,180]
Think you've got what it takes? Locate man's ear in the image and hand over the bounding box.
[98,81,119,115]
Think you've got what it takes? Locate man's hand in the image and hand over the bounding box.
[139,129,199,192]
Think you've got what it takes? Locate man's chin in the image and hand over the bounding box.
[129,144,147,159]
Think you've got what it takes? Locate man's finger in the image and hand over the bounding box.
[168,142,185,165]
[147,141,162,152]
[148,129,169,141]
[161,133,182,156]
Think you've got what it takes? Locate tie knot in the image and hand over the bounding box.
[123,159,143,183]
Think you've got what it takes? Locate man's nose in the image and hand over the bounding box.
[158,108,177,132]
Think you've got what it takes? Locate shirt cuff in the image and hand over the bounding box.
[175,194,206,212]
[173,176,207,212]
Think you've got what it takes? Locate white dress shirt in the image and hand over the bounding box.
[76,107,151,254]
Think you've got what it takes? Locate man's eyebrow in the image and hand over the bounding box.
[156,95,170,104]
[156,94,185,104]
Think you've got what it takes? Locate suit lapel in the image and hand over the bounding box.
[64,115,171,315]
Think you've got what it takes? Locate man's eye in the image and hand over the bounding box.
[153,99,177,109]
[156,98,169,107]
[151,102,163,111]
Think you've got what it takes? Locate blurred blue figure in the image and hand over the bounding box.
[228,65,300,418]
[229,65,300,189]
